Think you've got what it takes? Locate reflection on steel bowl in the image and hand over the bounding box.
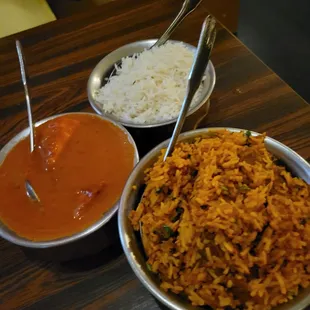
[0,112,139,261]
[118,128,310,310]
[87,39,216,128]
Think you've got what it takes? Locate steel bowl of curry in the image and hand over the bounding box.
[0,112,139,260]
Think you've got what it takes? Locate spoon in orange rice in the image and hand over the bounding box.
[164,15,216,160]
[140,15,217,253]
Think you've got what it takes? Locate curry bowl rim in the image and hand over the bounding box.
[0,112,139,248]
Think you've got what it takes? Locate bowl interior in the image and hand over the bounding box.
[118,127,310,310]
[0,112,139,248]
[87,39,216,128]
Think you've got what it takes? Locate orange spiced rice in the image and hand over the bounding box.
[129,130,310,310]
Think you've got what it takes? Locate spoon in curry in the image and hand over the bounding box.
[140,16,217,253]
[16,40,41,203]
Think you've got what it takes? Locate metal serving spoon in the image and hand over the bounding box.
[108,0,202,79]
[164,15,216,160]
[16,40,40,203]
[150,0,202,48]
[140,16,216,254]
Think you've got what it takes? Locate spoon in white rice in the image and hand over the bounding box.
[108,0,202,79]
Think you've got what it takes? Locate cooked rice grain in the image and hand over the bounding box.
[129,130,310,310]
[95,42,204,124]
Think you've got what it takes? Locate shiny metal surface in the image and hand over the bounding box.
[152,0,202,48]
[164,16,216,160]
[16,40,41,204]
[87,39,216,128]
[0,112,139,250]
[118,127,310,310]
[108,0,202,79]
[16,40,35,153]
[25,180,41,203]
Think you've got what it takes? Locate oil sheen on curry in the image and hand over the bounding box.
[0,114,135,241]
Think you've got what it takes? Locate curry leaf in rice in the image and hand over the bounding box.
[163,225,174,239]
[239,184,250,192]
[245,130,252,138]
[244,130,252,147]
[221,186,230,195]
[171,206,184,222]
[154,225,174,240]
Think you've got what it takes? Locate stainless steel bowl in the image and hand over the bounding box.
[0,112,139,261]
[118,127,310,310]
[87,39,216,128]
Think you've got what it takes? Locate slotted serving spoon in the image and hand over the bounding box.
[140,15,217,253]
[108,0,202,80]
[16,40,40,203]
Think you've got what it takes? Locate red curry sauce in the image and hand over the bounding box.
[0,114,135,241]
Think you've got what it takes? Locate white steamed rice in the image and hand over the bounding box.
[95,42,205,124]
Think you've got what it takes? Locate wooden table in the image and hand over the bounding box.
[0,0,309,309]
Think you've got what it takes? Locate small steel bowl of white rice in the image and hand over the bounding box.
[87,39,216,129]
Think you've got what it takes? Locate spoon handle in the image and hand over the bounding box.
[16,40,35,153]
[164,15,216,161]
[108,0,201,80]
[153,0,203,48]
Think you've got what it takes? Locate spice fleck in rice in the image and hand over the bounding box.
[129,130,310,310]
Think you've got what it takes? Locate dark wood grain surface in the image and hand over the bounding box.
[0,0,309,309]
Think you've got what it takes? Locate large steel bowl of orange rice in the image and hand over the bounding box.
[118,128,310,310]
